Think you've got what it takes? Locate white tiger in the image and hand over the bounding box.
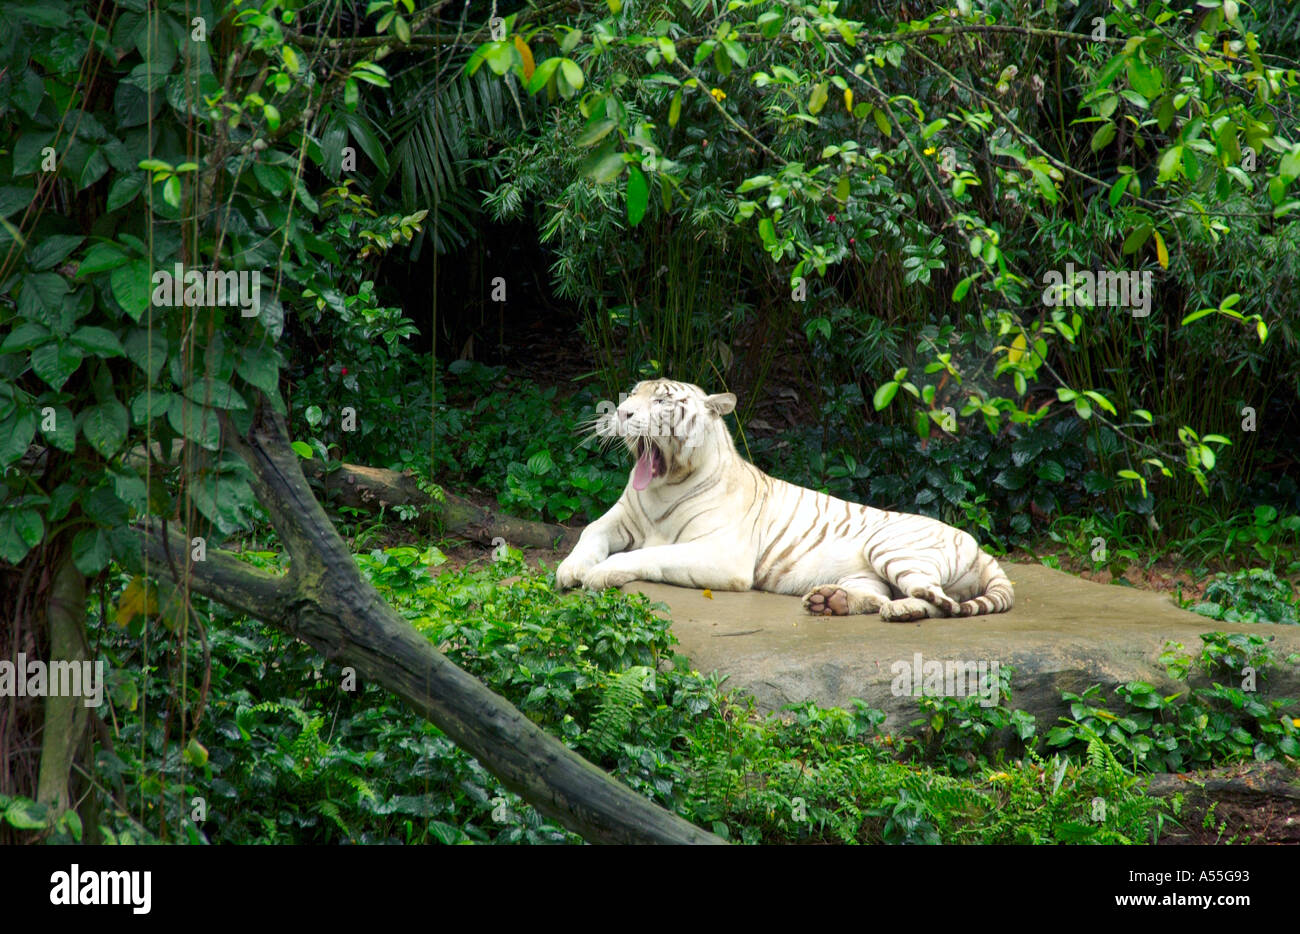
[554,379,1014,622]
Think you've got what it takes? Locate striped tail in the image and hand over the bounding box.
[957,556,1014,616]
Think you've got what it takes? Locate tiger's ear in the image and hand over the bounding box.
[704,392,736,416]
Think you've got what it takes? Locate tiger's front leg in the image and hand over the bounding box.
[582,543,754,592]
[555,502,635,589]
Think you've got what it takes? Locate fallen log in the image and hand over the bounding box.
[302,460,582,551]
[1145,762,1300,843]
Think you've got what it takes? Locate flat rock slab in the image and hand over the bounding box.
[626,562,1300,730]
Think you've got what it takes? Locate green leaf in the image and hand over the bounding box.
[626,165,649,226]
[1126,57,1163,98]
[0,322,52,353]
[1156,145,1183,182]
[526,57,561,95]
[1094,53,1127,91]
[0,186,35,218]
[182,378,248,411]
[26,235,84,271]
[952,274,978,302]
[0,509,44,564]
[575,118,618,147]
[808,82,829,115]
[527,450,554,475]
[167,396,221,450]
[31,342,84,390]
[130,390,173,426]
[77,241,131,276]
[873,107,892,137]
[236,345,281,396]
[110,258,153,320]
[70,327,125,358]
[559,59,584,93]
[1107,173,1131,208]
[579,148,625,184]
[82,399,129,457]
[124,329,168,384]
[0,409,37,467]
[1121,224,1152,255]
[1036,460,1066,483]
[1180,307,1217,325]
[721,40,748,67]
[873,381,899,410]
[1090,122,1116,153]
[922,118,949,139]
[291,441,314,459]
[71,527,111,575]
[3,798,50,831]
[42,404,76,452]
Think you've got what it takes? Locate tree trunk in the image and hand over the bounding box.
[36,551,90,812]
[137,402,721,845]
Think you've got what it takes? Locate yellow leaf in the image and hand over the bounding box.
[116,576,158,627]
[702,588,713,599]
[1153,228,1168,269]
[844,88,853,112]
[514,36,535,80]
[1008,333,1027,364]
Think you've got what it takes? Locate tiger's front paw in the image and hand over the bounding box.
[555,553,598,590]
[582,559,640,591]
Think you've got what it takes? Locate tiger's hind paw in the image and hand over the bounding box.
[803,586,850,616]
[880,597,937,622]
[906,585,961,616]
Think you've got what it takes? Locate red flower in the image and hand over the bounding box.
[828,214,837,222]
[341,367,349,376]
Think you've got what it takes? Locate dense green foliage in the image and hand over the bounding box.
[432,361,626,522]
[469,0,1300,533]
[8,549,1191,844]
[2,0,1298,846]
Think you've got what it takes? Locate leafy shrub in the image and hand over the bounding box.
[748,410,1098,548]
[1046,634,1300,771]
[1191,568,1300,625]
[432,361,626,522]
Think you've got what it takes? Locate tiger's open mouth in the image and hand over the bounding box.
[631,437,666,491]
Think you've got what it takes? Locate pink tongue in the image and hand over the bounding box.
[632,448,655,490]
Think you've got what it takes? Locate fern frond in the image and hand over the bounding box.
[583,666,655,757]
